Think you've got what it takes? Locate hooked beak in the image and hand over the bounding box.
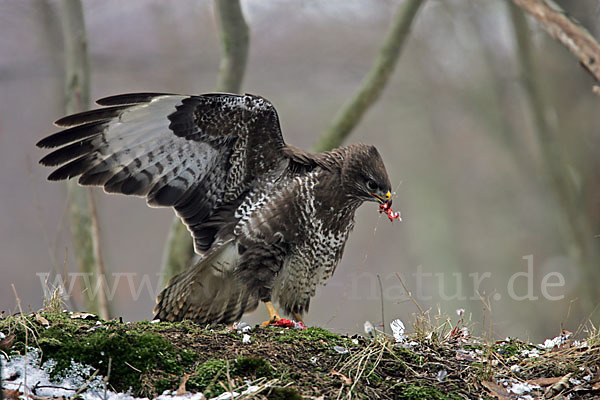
[370,190,392,206]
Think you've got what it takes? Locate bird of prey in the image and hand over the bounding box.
[37,92,396,326]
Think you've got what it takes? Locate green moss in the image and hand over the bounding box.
[234,356,273,378]
[495,343,520,357]
[462,344,484,351]
[265,386,303,400]
[275,327,343,344]
[188,356,274,397]
[4,312,535,399]
[394,346,423,366]
[188,359,228,396]
[37,337,63,348]
[1,314,211,396]
[493,339,534,359]
[393,383,460,400]
[0,313,197,396]
[380,359,407,376]
[132,319,203,334]
[365,368,384,386]
[38,326,196,396]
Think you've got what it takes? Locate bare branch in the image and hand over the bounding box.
[313,0,425,152]
[60,0,110,319]
[215,0,249,93]
[512,0,600,92]
[509,2,600,309]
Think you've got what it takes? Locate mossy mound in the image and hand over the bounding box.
[2,312,197,396]
[2,312,599,399]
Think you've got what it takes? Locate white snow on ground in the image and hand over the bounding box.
[1,348,262,400]
[1,348,118,400]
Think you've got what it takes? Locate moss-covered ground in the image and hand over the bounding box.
[1,311,599,399]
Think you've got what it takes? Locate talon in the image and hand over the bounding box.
[261,315,281,327]
[292,312,303,323]
[261,301,281,327]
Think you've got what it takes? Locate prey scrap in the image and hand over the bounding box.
[379,201,401,222]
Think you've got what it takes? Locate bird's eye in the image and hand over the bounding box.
[366,179,378,191]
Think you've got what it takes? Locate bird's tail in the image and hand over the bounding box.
[153,240,259,325]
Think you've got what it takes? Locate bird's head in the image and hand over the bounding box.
[341,144,393,207]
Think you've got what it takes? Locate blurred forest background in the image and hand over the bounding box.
[0,0,599,342]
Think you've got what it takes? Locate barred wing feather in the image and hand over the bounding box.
[37,93,287,252]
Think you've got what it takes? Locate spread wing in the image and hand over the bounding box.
[37,92,288,252]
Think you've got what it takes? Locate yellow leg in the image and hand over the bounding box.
[292,312,303,323]
[261,301,281,327]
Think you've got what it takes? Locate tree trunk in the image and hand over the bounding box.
[160,0,250,288]
[60,0,110,320]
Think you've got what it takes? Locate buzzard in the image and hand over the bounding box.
[37,93,396,326]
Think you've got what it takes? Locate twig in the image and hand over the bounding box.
[474,290,494,342]
[31,384,76,392]
[123,361,141,373]
[395,273,425,316]
[10,285,28,398]
[25,394,53,400]
[87,190,110,320]
[377,274,385,334]
[225,359,234,398]
[73,368,100,398]
[512,0,600,92]
[103,357,112,400]
[338,337,391,399]
[313,0,425,152]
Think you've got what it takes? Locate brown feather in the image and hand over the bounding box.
[38,92,393,325]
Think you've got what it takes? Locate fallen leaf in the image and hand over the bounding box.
[0,334,15,351]
[70,311,97,320]
[455,349,480,362]
[3,389,23,400]
[35,313,49,326]
[527,376,561,387]
[331,370,352,385]
[546,373,571,397]
[481,381,511,400]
